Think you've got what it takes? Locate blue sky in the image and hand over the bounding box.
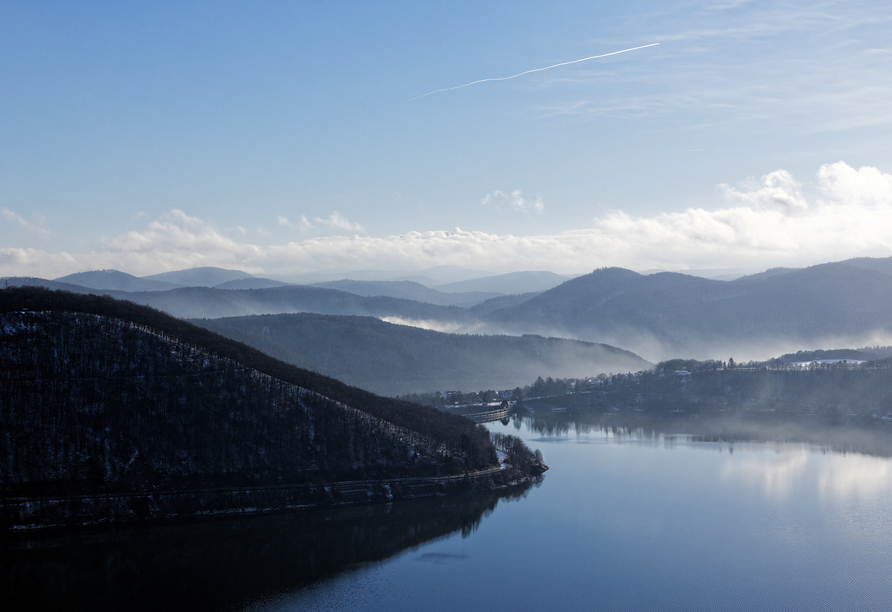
[2,0,891,278]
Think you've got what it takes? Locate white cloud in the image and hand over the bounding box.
[65,209,267,277]
[0,247,79,277]
[817,161,892,208]
[313,211,364,233]
[277,212,364,235]
[720,169,809,214]
[482,189,544,214]
[160,209,203,227]
[2,208,52,237]
[277,215,313,232]
[3,162,892,279]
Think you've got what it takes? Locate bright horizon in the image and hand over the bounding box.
[2,1,891,279]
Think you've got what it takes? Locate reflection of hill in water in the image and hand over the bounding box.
[2,484,535,612]
[512,412,892,458]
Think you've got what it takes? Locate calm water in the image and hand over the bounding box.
[6,416,892,611]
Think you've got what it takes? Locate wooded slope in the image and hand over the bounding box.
[195,313,651,395]
[0,288,496,500]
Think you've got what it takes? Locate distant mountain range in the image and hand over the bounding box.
[482,259,892,360]
[9,255,892,372]
[194,313,652,395]
[53,267,260,291]
[55,269,183,291]
[43,265,571,299]
[36,266,569,308]
[308,280,501,307]
[432,270,571,294]
[142,266,257,286]
[122,285,474,320]
[638,267,764,281]
[213,277,291,290]
[268,265,496,285]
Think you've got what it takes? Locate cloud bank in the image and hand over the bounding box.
[2,162,891,279]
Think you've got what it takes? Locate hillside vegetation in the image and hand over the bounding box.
[0,288,509,516]
[194,313,651,395]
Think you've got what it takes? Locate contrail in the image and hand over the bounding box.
[407,42,659,102]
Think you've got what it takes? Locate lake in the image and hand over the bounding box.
[5,414,892,611]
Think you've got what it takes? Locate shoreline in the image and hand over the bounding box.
[2,464,536,533]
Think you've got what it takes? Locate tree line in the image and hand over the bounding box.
[0,287,503,498]
[400,353,892,420]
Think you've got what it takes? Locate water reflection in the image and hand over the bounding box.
[818,453,892,500]
[514,409,892,512]
[719,448,810,500]
[510,410,892,458]
[1,484,534,612]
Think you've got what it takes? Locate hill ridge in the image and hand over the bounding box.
[1,287,546,530]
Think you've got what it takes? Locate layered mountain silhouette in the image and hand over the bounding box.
[142,266,257,286]
[55,269,183,292]
[39,266,571,306]
[194,313,652,395]
[433,270,571,294]
[481,260,892,359]
[308,279,501,307]
[10,256,892,370]
[114,285,474,320]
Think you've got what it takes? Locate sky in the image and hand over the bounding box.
[2,0,892,279]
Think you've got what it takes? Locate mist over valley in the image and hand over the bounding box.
[194,313,651,395]
[9,256,892,374]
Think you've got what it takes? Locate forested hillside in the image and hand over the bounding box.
[0,288,506,521]
[194,313,651,395]
[493,357,892,426]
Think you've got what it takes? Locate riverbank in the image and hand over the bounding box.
[2,464,537,532]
